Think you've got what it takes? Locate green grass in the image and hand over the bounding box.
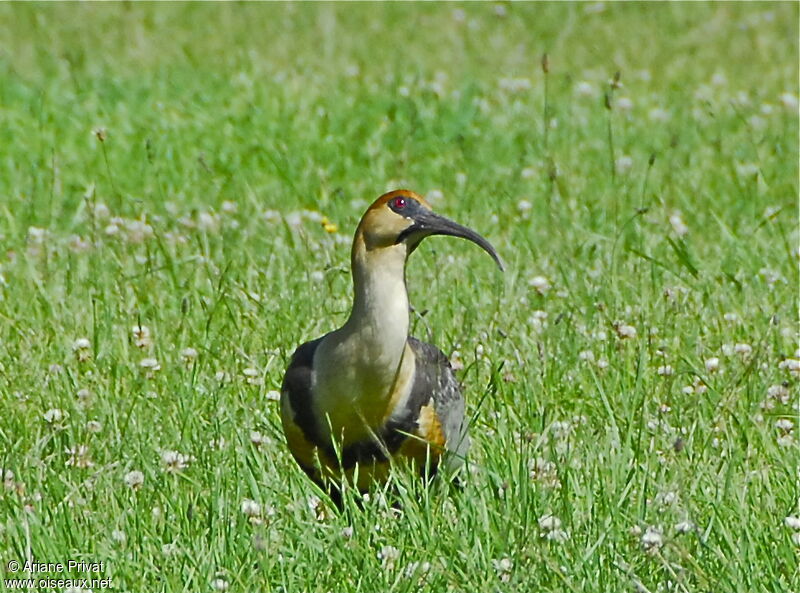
[0,2,798,592]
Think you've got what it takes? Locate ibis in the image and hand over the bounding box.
[280,189,503,504]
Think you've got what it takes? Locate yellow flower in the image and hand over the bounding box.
[320,216,338,233]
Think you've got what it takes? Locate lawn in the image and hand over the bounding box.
[0,2,798,592]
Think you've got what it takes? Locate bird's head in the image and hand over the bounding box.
[354,189,504,270]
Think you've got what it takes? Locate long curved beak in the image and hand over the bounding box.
[397,210,504,271]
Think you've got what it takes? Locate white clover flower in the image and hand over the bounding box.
[528,457,560,489]
[550,420,573,440]
[341,526,354,538]
[72,337,92,362]
[197,212,220,231]
[208,437,226,450]
[93,201,109,219]
[641,525,663,551]
[615,155,633,174]
[657,365,674,377]
[545,529,569,543]
[736,162,759,178]
[767,384,790,404]
[161,542,178,556]
[775,418,794,432]
[72,337,91,351]
[65,445,94,468]
[705,357,720,373]
[784,515,800,530]
[140,357,161,374]
[655,490,678,507]
[575,81,595,97]
[266,390,281,402]
[450,350,464,371]
[180,347,198,363]
[27,226,48,244]
[124,470,144,490]
[778,358,800,376]
[67,235,91,253]
[733,343,752,356]
[132,325,152,348]
[531,310,548,322]
[616,97,633,111]
[779,92,799,111]
[614,323,637,340]
[528,310,548,334]
[669,211,689,237]
[86,420,102,433]
[284,211,303,227]
[578,350,595,363]
[499,77,532,93]
[512,197,532,215]
[426,189,444,203]
[111,529,127,544]
[240,499,261,517]
[307,495,325,520]
[249,430,273,448]
[242,368,262,385]
[1,468,15,490]
[675,520,694,534]
[125,219,154,243]
[161,450,193,473]
[492,557,513,582]
[529,276,550,295]
[377,545,401,571]
[210,578,229,591]
[538,514,562,531]
[262,209,280,222]
[648,107,671,122]
[711,72,727,86]
[43,408,66,424]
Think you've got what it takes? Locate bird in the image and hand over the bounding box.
[280,189,503,504]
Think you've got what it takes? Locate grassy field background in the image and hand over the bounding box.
[0,3,798,592]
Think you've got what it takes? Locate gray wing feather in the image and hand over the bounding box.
[407,337,470,470]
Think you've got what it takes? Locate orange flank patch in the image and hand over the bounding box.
[396,401,447,468]
[415,401,447,449]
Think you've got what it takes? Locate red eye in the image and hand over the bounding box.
[391,197,406,210]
